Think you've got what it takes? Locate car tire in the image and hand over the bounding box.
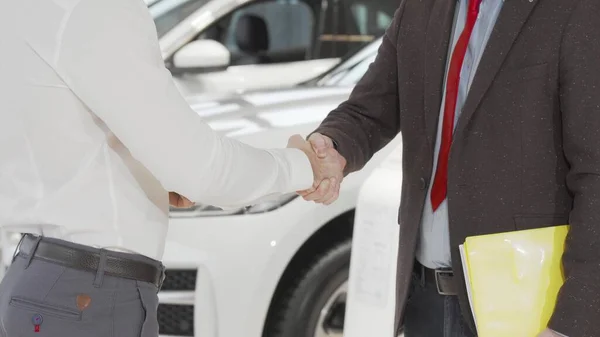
[266,240,351,337]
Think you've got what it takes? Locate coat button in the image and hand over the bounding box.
[419,178,428,190]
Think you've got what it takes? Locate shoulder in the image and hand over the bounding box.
[69,0,150,20]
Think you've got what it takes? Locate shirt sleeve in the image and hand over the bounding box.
[54,0,312,208]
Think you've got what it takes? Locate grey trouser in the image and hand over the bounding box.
[0,236,160,337]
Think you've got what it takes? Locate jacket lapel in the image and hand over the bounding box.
[423,0,458,150]
[454,0,538,136]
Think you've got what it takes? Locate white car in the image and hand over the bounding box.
[157,38,402,337]
[147,0,397,96]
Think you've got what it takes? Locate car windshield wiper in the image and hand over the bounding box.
[316,56,370,86]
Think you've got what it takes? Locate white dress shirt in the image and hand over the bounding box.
[0,0,312,260]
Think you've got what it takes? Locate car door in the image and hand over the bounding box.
[313,0,395,60]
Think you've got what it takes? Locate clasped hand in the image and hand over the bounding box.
[169,133,346,208]
[287,133,346,205]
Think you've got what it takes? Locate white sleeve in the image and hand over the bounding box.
[55,0,312,208]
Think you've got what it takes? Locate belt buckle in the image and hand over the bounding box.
[434,269,455,296]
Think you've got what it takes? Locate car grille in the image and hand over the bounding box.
[158,304,194,336]
[161,269,197,291]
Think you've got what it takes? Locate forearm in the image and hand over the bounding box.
[188,135,312,208]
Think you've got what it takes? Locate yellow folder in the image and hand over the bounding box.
[459,225,568,337]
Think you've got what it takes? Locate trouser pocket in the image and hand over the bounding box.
[1,296,99,337]
[9,296,81,320]
[137,282,160,337]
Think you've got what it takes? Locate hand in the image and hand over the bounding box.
[287,133,346,205]
[537,329,563,337]
[169,192,195,208]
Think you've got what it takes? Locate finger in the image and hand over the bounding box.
[305,178,331,202]
[287,134,305,148]
[323,190,339,205]
[315,177,337,203]
[297,183,317,197]
[308,134,331,158]
[180,197,194,208]
[323,180,341,205]
[300,183,321,200]
[298,186,317,200]
[169,192,179,206]
[302,180,326,201]
[297,189,312,198]
[320,178,339,204]
[169,192,194,208]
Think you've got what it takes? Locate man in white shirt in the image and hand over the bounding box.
[0,0,345,335]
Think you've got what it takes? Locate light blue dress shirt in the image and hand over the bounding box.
[416,0,505,269]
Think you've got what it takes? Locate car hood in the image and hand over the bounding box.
[185,85,352,147]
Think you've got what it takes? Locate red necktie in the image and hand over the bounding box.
[430,0,482,211]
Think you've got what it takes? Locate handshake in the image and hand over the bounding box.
[169,133,346,208]
[287,133,347,205]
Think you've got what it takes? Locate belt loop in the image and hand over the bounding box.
[419,263,425,287]
[93,249,108,288]
[158,264,166,293]
[11,234,26,263]
[24,235,42,269]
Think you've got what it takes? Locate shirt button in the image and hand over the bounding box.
[420,178,428,190]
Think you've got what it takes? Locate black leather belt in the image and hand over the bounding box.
[16,234,165,289]
[414,260,458,296]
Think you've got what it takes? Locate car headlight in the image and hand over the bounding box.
[169,193,298,218]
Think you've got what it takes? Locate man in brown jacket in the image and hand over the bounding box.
[299,0,600,336]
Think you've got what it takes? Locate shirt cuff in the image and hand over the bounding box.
[271,148,313,192]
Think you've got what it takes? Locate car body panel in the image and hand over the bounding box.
[162,147,399,337]
[344,142,403,337]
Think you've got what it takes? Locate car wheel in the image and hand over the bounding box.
[266,240,351,337]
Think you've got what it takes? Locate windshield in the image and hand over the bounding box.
[148,0,210,38]
[303,38,381,87]
[320,53,377,86]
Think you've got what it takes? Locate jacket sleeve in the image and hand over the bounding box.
[548,0,600,335]
[311,4,404,175]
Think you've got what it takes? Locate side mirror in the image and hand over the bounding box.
[171,40,231,74]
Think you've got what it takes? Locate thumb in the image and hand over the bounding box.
[287,134,305,148]
[309,133,332,158]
